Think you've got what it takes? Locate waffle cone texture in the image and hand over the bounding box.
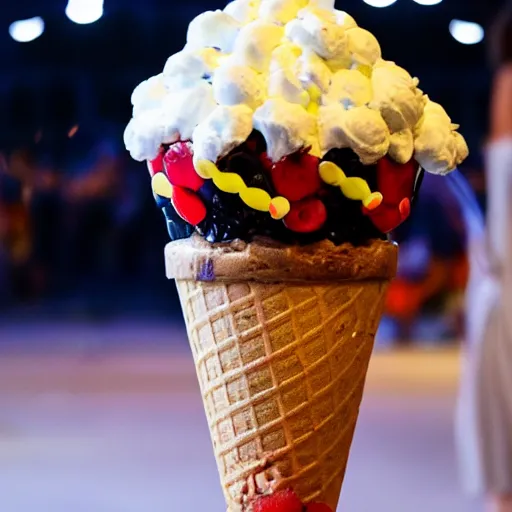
[166,236,398,512]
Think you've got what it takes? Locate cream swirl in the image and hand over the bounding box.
[124,0,467,175]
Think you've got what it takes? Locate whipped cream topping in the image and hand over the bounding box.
[124,0,468,175]
[414,100,469,175]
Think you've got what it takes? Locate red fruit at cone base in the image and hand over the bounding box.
[376,157,417,205]
[253,489,303,512]
[363,204,402,234]
[271,152,322,202]
[147,151,164,176]
[164,142,204,192]
[284,197,327,233]
[305,503,333,512]
[171,186,206,226]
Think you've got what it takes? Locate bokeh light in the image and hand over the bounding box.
[65,0,104,25]
[9,17,45,43]
[363,0,398,7]
[413,0,443,5]
[449,19,484,45]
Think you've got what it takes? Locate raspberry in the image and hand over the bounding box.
[284,197,327,233]
[164,142,204,192]
[362,204,402,234]
[171,186,207,226]
[271,152,322,202]
[253,489,303,512]
[305,503,333,512]
[376,157,417,205]
[147,150,164,176]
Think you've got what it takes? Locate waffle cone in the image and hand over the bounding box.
[166,236,397,512]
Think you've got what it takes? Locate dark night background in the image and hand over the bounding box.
[0,0,504,333]
[0,3,506,511]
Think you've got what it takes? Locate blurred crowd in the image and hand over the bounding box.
[0,127,486,335]
[0,126,171,315]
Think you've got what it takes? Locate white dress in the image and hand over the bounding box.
[456,139,512,495]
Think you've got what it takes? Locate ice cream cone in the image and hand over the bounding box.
[166,235,397,512]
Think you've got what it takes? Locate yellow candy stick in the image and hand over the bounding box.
[194,159,218,179]
[318,161,383,210]
[240,188,272,212]
[151,173,174,199]
[211,171,246,194]
[194,159,290,217]
[269,196,291,220]
[319,161,342,186]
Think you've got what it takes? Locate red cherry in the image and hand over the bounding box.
[164,141,204,192]
[271,152,322,202]
[284,197,327,233]
[147,150,164,176]
[253,489,303,512]
[363,204,403,234]
[305,503,333,512]
[376,157,417,205]
[171,186,206,226]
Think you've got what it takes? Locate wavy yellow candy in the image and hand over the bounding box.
[240,188,271,212]
[213,171,246,194]
[269,196,291,219]
[151,172,174,198]
[194,159,290,219]
[318,161,383,211]
[194,159,217,179]
[318,161,341,186]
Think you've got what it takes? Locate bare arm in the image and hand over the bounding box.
[490,64,512,141]
[487,65,512,271]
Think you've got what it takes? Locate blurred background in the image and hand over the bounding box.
[0,1,501,511]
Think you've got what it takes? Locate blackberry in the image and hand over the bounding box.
[162,205,194,241]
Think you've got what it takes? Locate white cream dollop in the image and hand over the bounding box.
[163,48,221,92]
[259,0,308,25]
[253,99,319,161]
[193,104,254,163]
[323,69,372,108]
[389,129,414,164]
[224,0,260,23]
[125,82,217,162]
[370,60,426,133]
[125,0,467,175]
[124,111,165,162]
[232,20,284,72]
[268,68,310,106]
[414,100,469,175]
[346,28,381,67]
[297,51,332,92]
[186,10,241,53]
[335,10,357,29]
[131,74,167,117]
[285,6,348,61]
[319,104,390,164]
[213,63,266,109]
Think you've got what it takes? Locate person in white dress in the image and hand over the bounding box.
[456,4,512,511]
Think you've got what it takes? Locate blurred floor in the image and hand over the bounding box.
[0,323,482,512]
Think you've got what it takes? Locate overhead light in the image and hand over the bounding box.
[363,0,397,7]
[413,0,443,5]
[9,17,45,43]
[65,0,104,25]
[449,19,484,45]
